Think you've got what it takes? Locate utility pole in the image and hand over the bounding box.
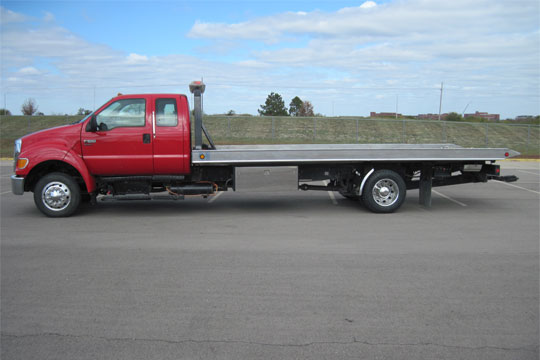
[438,82,443,121]
[395,95,398,119]
[461,102,470,117]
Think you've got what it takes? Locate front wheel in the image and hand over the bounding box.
[361,170,406,213]
[33,172,81,217]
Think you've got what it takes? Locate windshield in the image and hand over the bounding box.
[76,112,94,124]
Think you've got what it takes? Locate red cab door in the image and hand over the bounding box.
[81,97,153,175]
[152,95,189,174]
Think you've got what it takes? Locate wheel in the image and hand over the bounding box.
[361,170,406,213]
[33,172,81,217]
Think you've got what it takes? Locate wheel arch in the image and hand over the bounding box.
[356,163,407,191]
[25,160,90,194]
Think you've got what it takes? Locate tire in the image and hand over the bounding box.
[33,172,81,217]
[361,170,406,213]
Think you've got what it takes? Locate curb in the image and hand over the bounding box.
[500,159,540,162]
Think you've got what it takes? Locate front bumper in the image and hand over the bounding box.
[11,175,25,195]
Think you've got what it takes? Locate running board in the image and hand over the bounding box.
[100,194,185,201]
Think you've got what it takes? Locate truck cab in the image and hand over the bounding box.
[81,94,191,175]
[12,93,205,217]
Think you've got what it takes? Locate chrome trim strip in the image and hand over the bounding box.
[192,157,512,164]
[152,111,156,139]
[359,168,375,195]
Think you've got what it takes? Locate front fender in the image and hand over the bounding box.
[63,150,96,193]
[17,146,96,193]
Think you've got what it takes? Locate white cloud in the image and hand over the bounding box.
[18,66,41,75]
[1,1,539,118]
[0,6,28,23]
[360,1,377,9]
[126,53,149,64]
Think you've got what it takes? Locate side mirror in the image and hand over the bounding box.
[86,115,98,132]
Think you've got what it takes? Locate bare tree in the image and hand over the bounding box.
[21,98,38,116]
[298,100,314,117]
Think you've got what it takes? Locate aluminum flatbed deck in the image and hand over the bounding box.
[192,144,519,165]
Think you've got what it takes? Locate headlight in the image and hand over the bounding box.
[13,139,22,171]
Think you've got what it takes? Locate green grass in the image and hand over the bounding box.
[202,116,539,156]
[1,115,83,158]
[1,115,538,158]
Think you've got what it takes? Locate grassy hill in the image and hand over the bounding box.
[1,115,538,158]
[202,115,539,157]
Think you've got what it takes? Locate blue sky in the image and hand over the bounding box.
[1,0,539,118]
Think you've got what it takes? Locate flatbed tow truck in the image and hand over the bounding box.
[12,81,519,217]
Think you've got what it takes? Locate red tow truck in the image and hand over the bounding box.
[12,81,518,217]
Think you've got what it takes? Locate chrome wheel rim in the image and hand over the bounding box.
[42,181,71,211]
[372,179,399,207]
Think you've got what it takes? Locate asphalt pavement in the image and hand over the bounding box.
[1,160,539,359]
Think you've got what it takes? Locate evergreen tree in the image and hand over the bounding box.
[289,96,303,116]
[258,92,288,116]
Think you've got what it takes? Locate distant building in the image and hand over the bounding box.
[515,115,533,121]
[417,113,449,120]
[464,111,500,121]
[370,112,402,118]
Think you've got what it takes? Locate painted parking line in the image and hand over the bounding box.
[208,191,223,203]
[327,189,338,205]
[432,189,467,207]
[492,180,540,195]
[322,180,338,205]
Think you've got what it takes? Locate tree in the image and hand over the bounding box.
[298,100,315,117]
[258,92,288,116]
[226,110,236,116]
[0,108,11,115]
[289,96,303,116]
[21,98,38,116]
[77,108,92,115]
[445,112,462,122]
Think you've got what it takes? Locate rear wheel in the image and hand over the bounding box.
[361,170,406,213]
[33,172,81,217]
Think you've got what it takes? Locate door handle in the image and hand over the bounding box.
[143,134,151,144]
[84,139,96,145]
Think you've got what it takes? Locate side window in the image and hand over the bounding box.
[95,99,146,131]
[156,98,178,127]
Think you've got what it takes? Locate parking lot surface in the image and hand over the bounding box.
[1,160,539,359]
